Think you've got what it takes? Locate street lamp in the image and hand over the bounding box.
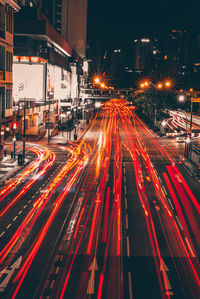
[100,83,106,88]
[178,95,185,102]
[189,88,194,138]
[94,77,100,84]
[178,89,195,159]
[157,83,163,89]
[23,97,26,162]
[13,136,16,159]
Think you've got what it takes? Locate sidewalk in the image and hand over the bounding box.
[0,119,90,186]
[0,154,29,187]
[48,119,90,144]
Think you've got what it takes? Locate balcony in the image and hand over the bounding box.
[17,101,58,116]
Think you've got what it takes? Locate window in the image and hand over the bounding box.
[6,89,12,109]
[0,3,5,39]
[6,51,12,72]
[6,6,13,34]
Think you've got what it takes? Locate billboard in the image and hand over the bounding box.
[13,63,45,102]
[53,65,71,100]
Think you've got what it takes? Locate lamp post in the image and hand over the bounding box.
[13,135,16,159]
[178,106,188,159]
[48,100,50,143]
[189,89,194,139]
[178,91,195,160]
[139,79,172,127]
[23,97,26,163]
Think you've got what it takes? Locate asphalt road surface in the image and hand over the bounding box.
[0,99,199,299]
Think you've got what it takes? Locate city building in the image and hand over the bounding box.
[162,29,188,74]
[0,0,20,157]
[19,0,88,59]
[133,38,154,74]
[13,5,83,139]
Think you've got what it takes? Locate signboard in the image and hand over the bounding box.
[13,63,45,102]
[191,97,200,103]
[47,64,55,100]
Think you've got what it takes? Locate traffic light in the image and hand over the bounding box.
[12,122,18,130]
[186,134,190,143]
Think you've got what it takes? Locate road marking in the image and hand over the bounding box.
[0,232,5,238]
[28,200,31,203]
[175,215,183,230]
[18,210,22,215]
[158,176,162,184]
[167,198,174,210]
[160,258,173,296]
[124,184,127,195]
[23,205,27,209]
[126,236,130,257]
[163,186,167,195]
[125,197,128,210]
[50,280,55,289]
[87,257,99,294]
[55,267,59,275]
[6,224,11,229]
[124,176,126,184]
[0,256,22,292]
[185,237,195,257]
[128,272,133,299]
[126,214,128,229]
[13,216,18,221]
[123,167,125,175]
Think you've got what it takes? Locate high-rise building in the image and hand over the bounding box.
[21,0,88,59]
[133,38,154,73]
[61,0,88,59]
[162,29,188,73]
[0,0,20,156]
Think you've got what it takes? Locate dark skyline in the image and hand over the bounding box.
[87,0,199,45]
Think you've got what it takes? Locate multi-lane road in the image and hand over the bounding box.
[0,99,199,298]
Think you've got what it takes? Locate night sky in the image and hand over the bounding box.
[87,0,199,45]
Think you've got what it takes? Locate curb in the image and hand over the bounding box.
[181,159,198,177]
[0,159,30,188]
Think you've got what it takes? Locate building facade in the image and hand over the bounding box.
[19,0,88,59]
[13,6,84,138]
[0,0,20,157]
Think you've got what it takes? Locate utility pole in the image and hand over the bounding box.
[23,97,26,162]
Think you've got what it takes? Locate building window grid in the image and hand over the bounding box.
[6,51,12,72]
[6,89,12,109]
[6,6,13,34]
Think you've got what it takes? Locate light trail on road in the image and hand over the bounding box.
[1,99,200,299]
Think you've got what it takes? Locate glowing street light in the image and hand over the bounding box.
[165,81,171,87]
[100,83,106,88]
[140,83,145,88]
[94,77,100,84]
[178,95,185,102]
[157,83,162,89]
